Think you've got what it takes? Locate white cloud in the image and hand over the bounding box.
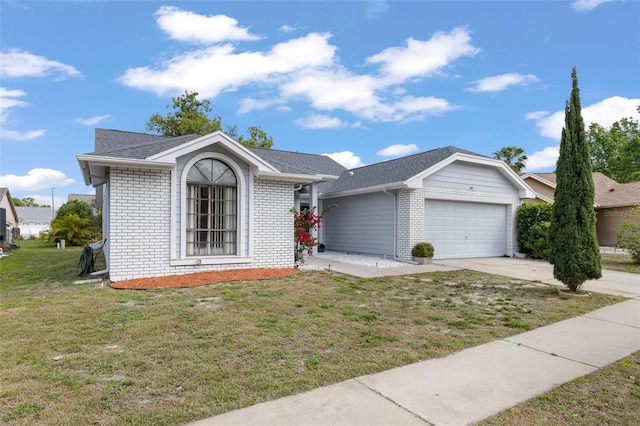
[524,110,548,121]
[238,97,283,114]
[525,146,560,171]
[525,96,640,171]
[295,114,344,129]
[322,151,365,169]
[0,49,80,79]
[366,27,480,82]
[279,25,297,33]
[0,88,45,140]
[120,10,477,125]
[571,0,616,12]
[155,6,260,44]
[467,73,538,93]
[0,168,74,191]
[528,96,640,140]
[377,143,419,158]
[75,115,111,126]
[282,70,458,122]
[0,87,28,124]
[118,32,336,97]
[0,129,45,141]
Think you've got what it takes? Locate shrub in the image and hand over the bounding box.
[412,242,434,258]
[45,214,92,246]
[616,206,640,264]
[516,203,553,260]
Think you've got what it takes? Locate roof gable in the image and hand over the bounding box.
[321,146,534,198]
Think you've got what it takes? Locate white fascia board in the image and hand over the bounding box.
[320,182,407,199]
[595,201,640,209]
[147,131,280,173]
[76,154,175,169]
[76,154,175,186]
[521,173,557,189]
[256,171,340,184]
[405,153,536,199]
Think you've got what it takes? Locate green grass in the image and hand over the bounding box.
[600,253,640,274]
[480,351,640,425]
[0,240,625,425]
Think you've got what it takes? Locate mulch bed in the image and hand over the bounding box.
[109,268,300,290]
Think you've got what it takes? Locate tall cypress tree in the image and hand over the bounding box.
[548,67,601,291]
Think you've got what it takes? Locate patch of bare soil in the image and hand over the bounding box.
[109,268,299,290]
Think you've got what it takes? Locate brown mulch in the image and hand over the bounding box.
[109,268,300,290]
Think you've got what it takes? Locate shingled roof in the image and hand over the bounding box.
[248,147,347,176]
[86,129,345,177]
[322,146,485,194]
[525,172,640,207]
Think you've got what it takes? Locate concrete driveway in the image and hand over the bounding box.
[435,257,640,299]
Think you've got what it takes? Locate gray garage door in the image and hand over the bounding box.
[424,200,507,259]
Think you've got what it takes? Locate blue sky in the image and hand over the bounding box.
[1,0,639,207]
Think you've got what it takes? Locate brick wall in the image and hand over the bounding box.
[109,167,172,281]
[107,168,295,281]
[252,179,295,267]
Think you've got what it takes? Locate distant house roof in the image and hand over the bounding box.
[68,194,96,204]
[16,207,54,223]
[523,172,640,207]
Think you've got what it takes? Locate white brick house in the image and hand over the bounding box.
[77,130,344,281]
[78,130,535,282]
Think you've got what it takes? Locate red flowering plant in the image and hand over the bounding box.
[291,207,325,264]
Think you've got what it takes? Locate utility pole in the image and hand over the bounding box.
[51,187,55,220]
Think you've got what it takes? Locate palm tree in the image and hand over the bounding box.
[493,146,528,173]
[47,214,91,246]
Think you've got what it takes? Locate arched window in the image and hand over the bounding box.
[186,159,237,256]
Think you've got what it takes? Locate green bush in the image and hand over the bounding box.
[616,207,640,264]
[44,214,91,246]
[412,242,434,258]
[516,203,553,260]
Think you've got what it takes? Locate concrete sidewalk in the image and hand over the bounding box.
[189,258,640,426]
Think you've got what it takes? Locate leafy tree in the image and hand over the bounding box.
[616,206,640,264]
[46,214,91,246]
[492,146,527,173]
[55,199,101,241]
[146,91,273,148]
[13,197,39,207]
[55,199,94,221]
[586,107,640,183]
[548,67,601,291]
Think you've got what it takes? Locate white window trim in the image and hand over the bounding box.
[177,152,247,262]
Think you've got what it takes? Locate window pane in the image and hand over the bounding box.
[186,160,238,257]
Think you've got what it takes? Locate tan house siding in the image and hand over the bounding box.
[595,206,637,247]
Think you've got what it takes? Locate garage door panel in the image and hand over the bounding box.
[425,200,507,259]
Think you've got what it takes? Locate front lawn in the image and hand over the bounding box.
[0,240,624,425]
[600,252,640,274]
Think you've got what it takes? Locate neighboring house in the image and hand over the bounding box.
[77,129,535,281]
[0,188,18,243]
[16,207,55,237]
[521,172,640,246]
